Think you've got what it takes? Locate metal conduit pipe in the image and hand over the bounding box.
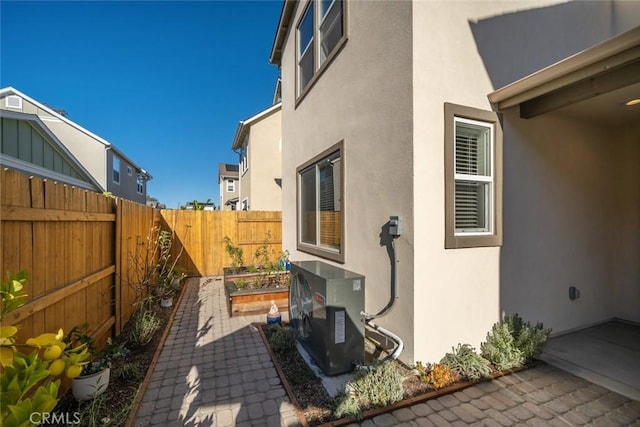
[361,234,403,362]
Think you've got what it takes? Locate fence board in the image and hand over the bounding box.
[160,210,282,276]
[1,168,283,357]
[0,169,116,349]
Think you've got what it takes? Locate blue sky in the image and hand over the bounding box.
[0,0,282,209]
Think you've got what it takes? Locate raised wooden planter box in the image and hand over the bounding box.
[223,269,290,317]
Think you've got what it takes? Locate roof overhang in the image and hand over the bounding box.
[269,0,297,66]
[231,103,282,150]
[488,26,640,122]
[0,86,152,179]
[0,110,104,191]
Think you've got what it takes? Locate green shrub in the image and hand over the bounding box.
[481,322,524,370]
[334,362,404,420]
[267,325,296,353]
[440,344,491,381]
[129,310,161,347]
[504,313,551,363]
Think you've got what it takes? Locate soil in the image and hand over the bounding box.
[260,324,441,426]
[48,303,175,426]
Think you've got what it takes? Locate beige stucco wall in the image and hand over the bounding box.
[1,97,107,188]
[246,109,282,211]
[501,111,640,332]
[411,1,565,363]
[280,0,416,364]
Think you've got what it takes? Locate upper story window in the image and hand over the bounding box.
[127,166,133,176]
[240,142,248,174]
[297,142,344,262]
[445,103,502,249]
[113,155,121,184]
[137,175,144,194]
[227,179,235,192]
[296,0,345,98]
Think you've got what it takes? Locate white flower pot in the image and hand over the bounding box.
[160,297,173,308]
[72,367,110,401]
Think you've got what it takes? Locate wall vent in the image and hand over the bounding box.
[5,95,22,109]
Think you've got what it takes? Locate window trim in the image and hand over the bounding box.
[127,166,133,176]
[444,103,502,249]
[227,179,235,192]
[136,174,144,195]
[295,0,348,106]
[296,140,345,263]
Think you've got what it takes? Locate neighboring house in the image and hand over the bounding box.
[0,87,151,204]
[270,0,639,366]
[0,109,102,191]
[183,200,216,211]
[218,163,240,210]
[231,103,282,211]
[146,195,166,209]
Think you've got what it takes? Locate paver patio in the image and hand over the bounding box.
[134,277,640,426]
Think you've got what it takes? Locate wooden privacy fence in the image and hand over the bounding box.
[160,210,282,276]
[0,168,116,347]
[1,168,282,346]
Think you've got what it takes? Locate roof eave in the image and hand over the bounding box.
[269,0,297,66]
[488,26,640,110]
[231,103,282,150]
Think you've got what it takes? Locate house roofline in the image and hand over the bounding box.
[488,26,640,110]
[231,102,282,150]
[0,86,152,179]
[0,109,105,191]
[269,0,297,66]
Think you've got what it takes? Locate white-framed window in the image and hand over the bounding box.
[227,179,235,192]
[445,103,502,249]
[296,0,345,97]
[454,117,493,235]
[297,142,343,262]
[5,95,22,109]
[112,156,121,184]
[137,175,144,194]
[240,142,248,174]
[127,166,133,176]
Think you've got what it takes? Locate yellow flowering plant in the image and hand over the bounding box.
[0,270,91,427]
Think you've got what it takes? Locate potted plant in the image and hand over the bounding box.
[158,268,186,308]
[64,324,129,401]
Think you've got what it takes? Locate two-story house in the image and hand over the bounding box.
[231,103,282,211]
[0,87,151,203]
[218,163,240,210]
[269,0,639,381]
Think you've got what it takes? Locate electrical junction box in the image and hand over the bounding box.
[289,261,365,375]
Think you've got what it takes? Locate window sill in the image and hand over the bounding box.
[297,242,344,263]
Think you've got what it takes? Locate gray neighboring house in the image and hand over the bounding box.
[0,87,151,203]
[0,109,102,191]
[270,0,639,368]
[231,103,282,211]
[218,163,240,210]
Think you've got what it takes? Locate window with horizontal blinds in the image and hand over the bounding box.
[454,117,493,234]
[297,145,343,261]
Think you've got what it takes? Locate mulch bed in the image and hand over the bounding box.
[257,323,532,427]
[48,282,187,427]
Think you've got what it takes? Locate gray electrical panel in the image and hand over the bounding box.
[289,261,365,375]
